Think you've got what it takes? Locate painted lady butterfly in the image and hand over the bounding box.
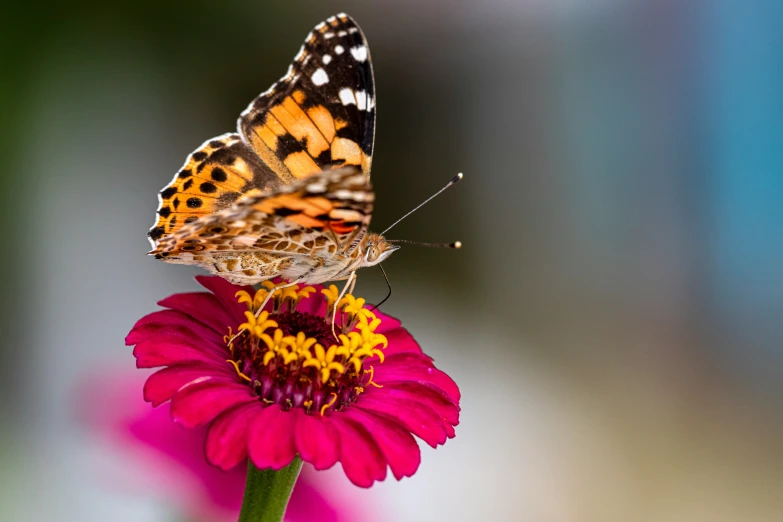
[148,13,395,291]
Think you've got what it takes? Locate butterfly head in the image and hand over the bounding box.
[361,234,399,267]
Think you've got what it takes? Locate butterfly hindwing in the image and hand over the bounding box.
[152,167,373,263]
[239,13,375,181]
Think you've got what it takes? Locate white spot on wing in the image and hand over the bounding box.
[335,45,344,55]
[311,68,329,86]
[355,89,367,110]
[332,191,369,205]
[338,30,347,37]
[339,88,356,106]
[315,22,326,30]
[307,182,327,193]
[322,54,332,65]
[350,45,368,62]
[348,27,359,34]
[324,32,335,39]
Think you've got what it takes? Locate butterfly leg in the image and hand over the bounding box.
[331,271,357,340]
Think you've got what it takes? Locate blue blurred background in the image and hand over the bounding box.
[1,1,781,520]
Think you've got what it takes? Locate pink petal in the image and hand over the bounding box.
[355,395,449,448]
[205,402,262,470]
[158,292,235,334]
[379,327,423,356]
[343,409,420,480]
[133,335,227,369]
[330,415,387,487]
[295,413,339,470]
[171,380,256,428]
[144,364,236,407]
[369,382,460,425]
[126,310,223,345]
[196,276,253,325]
[248,405,298,470]
[372,353,461,402]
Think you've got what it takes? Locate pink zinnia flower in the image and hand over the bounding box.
[127,276,460,487]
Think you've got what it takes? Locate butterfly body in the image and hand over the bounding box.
[147,14,395,286]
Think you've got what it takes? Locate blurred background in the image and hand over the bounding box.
[1,1,782,521]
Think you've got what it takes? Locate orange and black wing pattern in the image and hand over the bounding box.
[148,133,285,247]
[151,167,374,260]
[238,13,375,181]
[149,13,376,253]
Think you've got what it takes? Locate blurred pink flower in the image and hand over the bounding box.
[126,276,460,487]
[79,370,363,522]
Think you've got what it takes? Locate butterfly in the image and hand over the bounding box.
[147,13,398,294]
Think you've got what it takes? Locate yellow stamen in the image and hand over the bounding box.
[284,331,318,358]
[356,322,388,349]
[339,295,366,317]
[366,365,383,388]
[302,343,346,383]
[223,326,235,345]
[239,310,278,338]
[321,284,340,310]
[235,290,254,310]
[260,328,299,366]
[279,285,301,303]
[320,392,338,416]
[296,286,316,300]
[260,328,285,351]
[226,359,251,382]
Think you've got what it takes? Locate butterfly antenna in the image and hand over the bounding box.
[380,173,463,235]
[370,263,392,311]
[387,240,462,249]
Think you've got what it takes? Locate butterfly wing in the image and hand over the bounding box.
[150,14,376,257]
[150,167,374,284]
[147,133,286,249]
[239,13,376,181]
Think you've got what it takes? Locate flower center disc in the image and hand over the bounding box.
[226,283,387,416]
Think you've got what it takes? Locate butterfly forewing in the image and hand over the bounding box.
[238,13,375,180]
[148,133,284,248]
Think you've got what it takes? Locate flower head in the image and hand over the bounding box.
[127,276,460,487]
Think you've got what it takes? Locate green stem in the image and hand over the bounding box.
[237,458,303,522]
